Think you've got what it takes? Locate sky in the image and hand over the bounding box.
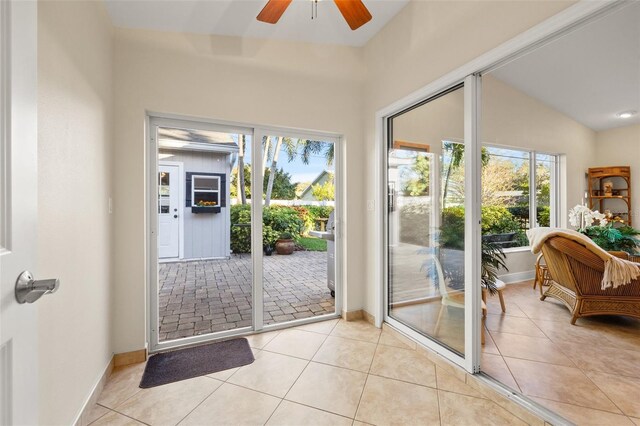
[241,135,334,185]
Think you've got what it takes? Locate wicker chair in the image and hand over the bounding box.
[540,236,640,324]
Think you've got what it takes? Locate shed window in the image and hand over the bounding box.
[191,175,220,207]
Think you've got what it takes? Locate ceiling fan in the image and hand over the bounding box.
[257,0,372,31]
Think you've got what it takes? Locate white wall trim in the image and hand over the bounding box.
[499,270,536,284]
[71,358,112,426]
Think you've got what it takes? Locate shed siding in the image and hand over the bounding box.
[160,149,231,259]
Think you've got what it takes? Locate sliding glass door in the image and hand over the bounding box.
[384,77,482,370]
[149,117,342,352]
[254,129,341,331]
[150,117,255,351]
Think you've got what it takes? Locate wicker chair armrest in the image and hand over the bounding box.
[609,251,630,260]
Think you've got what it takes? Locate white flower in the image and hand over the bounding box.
[568,204,607,231]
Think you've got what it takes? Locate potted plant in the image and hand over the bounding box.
[275,232,295,255]
[481,239,509,294]
[263,226,279,256]
[569,204,640,254]
[420,227,509,295]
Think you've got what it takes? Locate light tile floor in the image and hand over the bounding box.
[92,319,531,426]
[482,281,640,426]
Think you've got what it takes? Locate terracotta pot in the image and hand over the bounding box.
[275,239,295,255]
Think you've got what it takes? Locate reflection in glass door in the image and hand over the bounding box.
[386,84,468,356]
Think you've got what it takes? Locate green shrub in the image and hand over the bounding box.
[230,207,252,253]
[291,206,314,234]
[263,206,304,237]
[440,206,466,249]
[441,205,530,249]
[306,206,335,231]
[537,206,551,227]
[230,204,305,253]
[263,226,280,248]
[482,206,521,235]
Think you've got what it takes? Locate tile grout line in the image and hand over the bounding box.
[352,339,383,423]
[86,407,111,426]
[483,329,522,393]
[173,381,227,425]
[580,369,627,416]
[485,298,530,394]
[103,406,152,425]
[494,285,630,418]
[268,337,320,415]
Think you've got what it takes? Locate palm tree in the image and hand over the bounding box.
[264,138,335,205]
[265,136,284,206]
[442,142,465,210]
[441,142,489,209]
[237,135,247,205]
[262,136,272,172]
[291,140,334,166]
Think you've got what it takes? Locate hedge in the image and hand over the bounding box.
[230,204,334,253]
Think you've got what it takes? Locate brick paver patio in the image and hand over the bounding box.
[158,251,334,341]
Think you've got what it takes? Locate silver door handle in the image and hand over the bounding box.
[15,271,60,304]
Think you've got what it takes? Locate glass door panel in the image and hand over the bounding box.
[153,120,253,347]
[387,85,467,356]
[260,134,338,326]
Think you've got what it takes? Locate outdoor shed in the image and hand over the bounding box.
[157,127,238,260]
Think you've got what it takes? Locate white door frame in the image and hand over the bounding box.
[147,113,343,352]
[380,79,482,371]
[375,0,625,373]
[158,160,184,261]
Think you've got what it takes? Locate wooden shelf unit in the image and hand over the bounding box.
[588,166,632,226]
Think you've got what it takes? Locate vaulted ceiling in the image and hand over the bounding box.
[491,1,640,131]
[103,0,409,47]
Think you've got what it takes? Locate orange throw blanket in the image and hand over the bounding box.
[527,227,640,290]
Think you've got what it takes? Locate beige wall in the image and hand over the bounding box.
[112,29,365,353]
[38,1,114,424]
[594,124,640,225]
[361,1,576,315]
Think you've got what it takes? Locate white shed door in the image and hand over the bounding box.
[158,164,180,259]
[0,1,40,423]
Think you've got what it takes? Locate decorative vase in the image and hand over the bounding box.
[275,238,295,255]
[264,245,274,256]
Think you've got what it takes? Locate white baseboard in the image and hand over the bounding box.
[72,357,114,426]
[499,270,535,284]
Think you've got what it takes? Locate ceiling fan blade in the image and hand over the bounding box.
[333,0,372,30]
[257,0,293,24]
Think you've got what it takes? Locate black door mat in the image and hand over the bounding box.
[139,338,254,388]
